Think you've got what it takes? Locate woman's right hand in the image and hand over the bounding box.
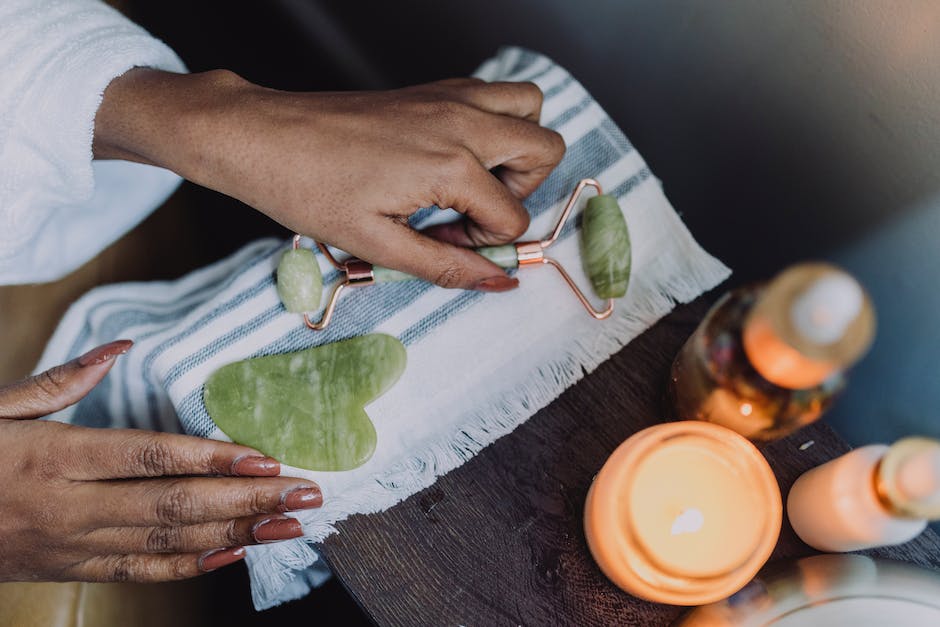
[0,340,322,583]
[93,70,566,292]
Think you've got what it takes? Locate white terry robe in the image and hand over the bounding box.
[0,0,187,285]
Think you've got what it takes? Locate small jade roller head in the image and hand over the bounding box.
[276,178,632,330]
[276,245,323,313]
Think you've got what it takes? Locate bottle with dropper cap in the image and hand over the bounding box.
[667,262,876,441]
[788,437,940,551]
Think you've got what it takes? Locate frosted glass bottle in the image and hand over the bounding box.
[788,437,940,552]
[667,263,876,441]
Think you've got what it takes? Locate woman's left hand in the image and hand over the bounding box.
[0,340,322,583]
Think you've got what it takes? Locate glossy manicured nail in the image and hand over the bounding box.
[77,339,134,367]
[281,486,323,511]
[474,276,519,293]
[253,516,304,543]
[198,546,246,572]
[231,455,280,476]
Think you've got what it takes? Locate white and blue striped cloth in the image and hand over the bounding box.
[38,48,730,609]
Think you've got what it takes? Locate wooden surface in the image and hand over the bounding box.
[320,296,940,627]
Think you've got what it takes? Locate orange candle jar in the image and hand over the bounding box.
[584,421,782,605]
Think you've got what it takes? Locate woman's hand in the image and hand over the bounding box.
[0,340,322,583]
[93,69,566,292]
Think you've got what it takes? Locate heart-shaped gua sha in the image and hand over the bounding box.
[203,334,406,471]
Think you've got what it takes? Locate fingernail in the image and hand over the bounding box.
[198,546,246,572]
[77,339,134,367]
[232,455,280,476]
[474,275,519,293]
[281,486,323,511]
[253,516,304,543]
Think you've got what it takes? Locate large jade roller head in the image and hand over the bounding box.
[582,194,631,299]
[277,178,632,330]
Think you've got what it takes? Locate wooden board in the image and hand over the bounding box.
[320,296,940,626]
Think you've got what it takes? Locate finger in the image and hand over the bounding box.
[357,215,520,291]
[65,547,246,582]
[420,220,480,249]
[421,184,529,248]
[422,155,550,248]
[468,115,566,199]
[68,427,282,480]
[80,514,304,554]
[442,158,532,247]
[451,80,544,123]
[0,340,132,420]
[75,476,321,527]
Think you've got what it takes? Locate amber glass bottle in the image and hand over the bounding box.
[667,263,876,442]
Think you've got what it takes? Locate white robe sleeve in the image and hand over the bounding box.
[0,0,187,285]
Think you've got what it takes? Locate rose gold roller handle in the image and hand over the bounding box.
[290,178,619,330]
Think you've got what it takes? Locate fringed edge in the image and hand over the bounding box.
[247,242,731,610]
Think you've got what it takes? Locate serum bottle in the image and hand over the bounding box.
[788,437,940,552]
[667,262,875,441]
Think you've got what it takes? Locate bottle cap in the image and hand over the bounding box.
[877,437,940,520]
[743,263,876,389]
[790,273,864,344]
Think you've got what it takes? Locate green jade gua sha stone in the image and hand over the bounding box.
[581,194,632,298]
[276,247,323,313]
[203,334,407,471]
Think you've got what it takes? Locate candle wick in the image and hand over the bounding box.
[671,508,705,536]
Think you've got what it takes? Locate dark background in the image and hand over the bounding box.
[116,1,940,623]
[125,0,940,447]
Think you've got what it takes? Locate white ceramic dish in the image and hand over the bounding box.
[677,554,940,626]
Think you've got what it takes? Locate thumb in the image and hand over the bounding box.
[0,339,132,420]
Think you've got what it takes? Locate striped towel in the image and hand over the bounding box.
[38,48,730,609]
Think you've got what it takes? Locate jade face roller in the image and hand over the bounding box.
[276,178,631,331]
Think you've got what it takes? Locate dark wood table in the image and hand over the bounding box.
[320,295,940,626]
